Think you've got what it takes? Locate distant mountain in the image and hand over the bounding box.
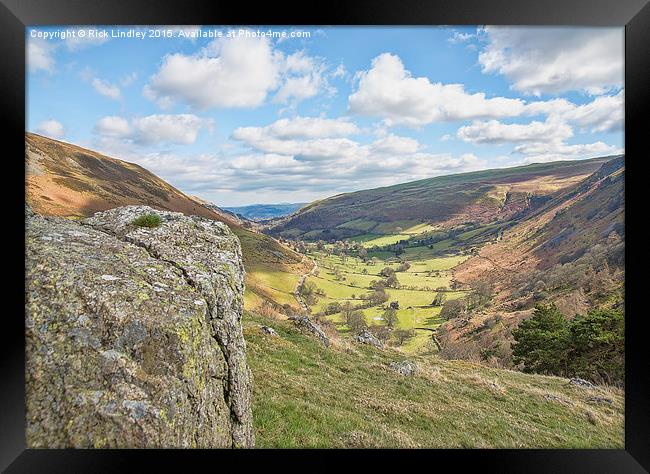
[266,157,613,241]
[224,203,308,222]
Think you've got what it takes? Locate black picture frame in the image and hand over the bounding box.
[2,0,648,471]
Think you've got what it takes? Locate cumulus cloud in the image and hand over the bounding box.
[91,77,121,100]
[27,38,55,73]
[36,119,65,139]
[144,35,279,109]
[94,114,209,145]
[233,116,360,140]
[457,116,621,163]
[448,31,475,44]
[95,116,130,137]
[516,141,621,164]
[457,119,573,145]
[348,53,525,126]
[144,35,331,109]
[552,90,624,133]
[478,26,624,95]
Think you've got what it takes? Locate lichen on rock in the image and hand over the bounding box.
[25,205,254,448]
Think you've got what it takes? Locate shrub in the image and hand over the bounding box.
[440,299,466,320]
[346,310,368,332]
[132,213,162,228]
[383,307,399,328]
[432,292,447,307]
[512,304,624,385]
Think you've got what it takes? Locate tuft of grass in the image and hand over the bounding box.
[131,213,162,228]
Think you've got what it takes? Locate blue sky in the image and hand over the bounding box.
[27,26,624,206]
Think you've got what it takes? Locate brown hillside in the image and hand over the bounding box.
[26,133,239,226]
[25,133,308,311]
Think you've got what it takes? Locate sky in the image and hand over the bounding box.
[27,26,624,206]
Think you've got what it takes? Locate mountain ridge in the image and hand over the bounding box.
[266,156,615,241]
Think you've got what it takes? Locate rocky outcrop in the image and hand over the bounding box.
[25,206,253,448]
[288,315,330,347]
[354,329,383,349]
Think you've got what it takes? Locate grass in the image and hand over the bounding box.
[131,213,162,228]
[244,312,624,448]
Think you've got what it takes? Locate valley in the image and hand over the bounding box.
[298,245,469,354]
[25,133,625,448]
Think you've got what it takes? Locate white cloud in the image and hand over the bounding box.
[95,116,130,138]
[348,53,525,126]
[36,119,65,139]
[457,119,573,145]
[478,26,624,96]
[457,115,621,163]
[94,114,209,145]
[145,35,280,109]
[133,114,208,145]
[274,73,323,104]
[120,72,138,87]
[554,90,624,133]
[27,38,55,73]
[91,77,121,100]
[448,31,475,44]
[233,116,360,140]
[95,114,488,206]
[516,141,621,163]
[144,35,331,109]
[369,134,421,154]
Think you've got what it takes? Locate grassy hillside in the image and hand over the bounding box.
[244,312,623,448]
[25,133,307,311]
[267,157,612,241]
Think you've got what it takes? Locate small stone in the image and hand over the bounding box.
[389,360,417,376]
[587,396,613,405]
[260,326,279,337]
[569,377,596,389]
[101,274,120,281]
[288,315,330,347]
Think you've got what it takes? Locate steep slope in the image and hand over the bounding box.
[244,312,623,448]
[453,156,624,295]
[26,133,239,225]
[25,133,308,311]
[439,157,624,369]
[267,157,613,241]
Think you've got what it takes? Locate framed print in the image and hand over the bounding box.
[1,0,649,471]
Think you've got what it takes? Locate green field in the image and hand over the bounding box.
[302,242,469,353]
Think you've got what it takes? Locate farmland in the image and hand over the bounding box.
[300,238,470,353]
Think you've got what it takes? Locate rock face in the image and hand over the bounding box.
[25,205,254,448]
